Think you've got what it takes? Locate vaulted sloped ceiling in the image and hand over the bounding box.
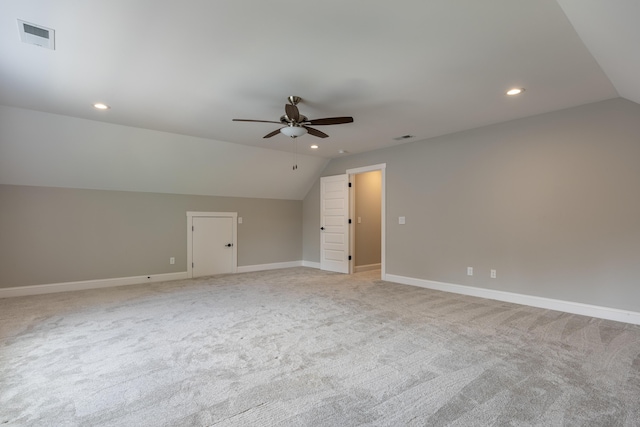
[556,0,640,105]
[0,1,638,200]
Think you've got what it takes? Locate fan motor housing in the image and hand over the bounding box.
[280,114,307,124]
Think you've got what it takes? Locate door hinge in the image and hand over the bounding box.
[348,255,352,261]
[192,262,194,268]
[348,182,352,187]
[348,218,352,224]
[192,225,194,231]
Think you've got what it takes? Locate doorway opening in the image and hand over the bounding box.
[348,164,386,279]
[351,170,382,274]
[319,164,386,279]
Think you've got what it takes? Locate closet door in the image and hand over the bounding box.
[188,212,237,278]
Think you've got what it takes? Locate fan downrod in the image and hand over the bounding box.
[288,96,302,106]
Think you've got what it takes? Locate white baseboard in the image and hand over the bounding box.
[9,269,635,325]
[354,263,381,273]
[1,262,310,298]
[0,272,189,299]
[385,274,640,325]
[236,261,302,273]
[302,261,321,269]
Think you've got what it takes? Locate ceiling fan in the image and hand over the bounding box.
[233,96,354,139]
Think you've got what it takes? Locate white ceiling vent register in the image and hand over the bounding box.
[17,20,55,50]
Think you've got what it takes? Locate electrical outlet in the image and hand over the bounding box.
[170,257,175,265]
[467,267,473,276]
[490,269,497,279]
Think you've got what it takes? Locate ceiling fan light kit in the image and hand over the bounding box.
[280,125,307,138]
[233,96,353,139]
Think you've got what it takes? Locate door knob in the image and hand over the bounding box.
[320,227,325,230]
[225,243,233,247]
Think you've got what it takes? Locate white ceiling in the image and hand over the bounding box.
[0,0,638,160]
[555,0,640,104]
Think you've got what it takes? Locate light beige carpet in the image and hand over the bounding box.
[1,268,639,426]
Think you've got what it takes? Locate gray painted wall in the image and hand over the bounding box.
[0,185,301,288]
[303,98,640,312]
[355,171,381,267]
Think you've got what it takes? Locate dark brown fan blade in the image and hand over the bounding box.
[263,128,283,138]
[285,104,300,122]
[233,119,283,124]
[304,126,329,138]
[305,117,354,126]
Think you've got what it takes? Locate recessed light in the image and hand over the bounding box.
[506,88,525,96]
[310,144,319,149]
[93,103,110,110]
[338,149,349,154]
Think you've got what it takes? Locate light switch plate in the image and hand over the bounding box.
[399,216,406,225]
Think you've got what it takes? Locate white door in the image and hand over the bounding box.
[192,216,235,277]
[320,174,350,273]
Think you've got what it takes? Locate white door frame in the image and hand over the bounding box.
[187,211,238,278]
[346,164,386,280]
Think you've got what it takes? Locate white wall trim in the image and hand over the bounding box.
[386,274,640,325]
[346,163,387,175]
[237,261,302,273]
[349,175,356,274]
[302,261,321,269]
[354,263,382,273]
[0,272,189,299]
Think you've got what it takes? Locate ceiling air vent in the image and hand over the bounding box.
[393,134,415,141]
[18,20,55,50]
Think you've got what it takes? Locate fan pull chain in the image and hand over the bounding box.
[292,138,298,170]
